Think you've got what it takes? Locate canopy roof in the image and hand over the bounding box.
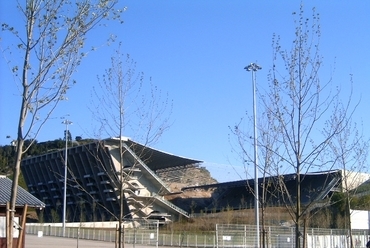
[109,137,203,171]
[0,176,45,208]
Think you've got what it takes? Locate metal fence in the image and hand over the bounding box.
[26,223,369,248]
[215,224,370,248]
[26,220,161,245]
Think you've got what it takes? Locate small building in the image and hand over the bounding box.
[0,175,45,248]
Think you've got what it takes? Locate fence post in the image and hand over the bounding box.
[215,224,218,248]
[291,227,294,248]
[268,226,271,248]
[364,231,367,248]
[311,228,313,248]
[156,221,159,248]
[77,225,80,248]
[330,229,333,248]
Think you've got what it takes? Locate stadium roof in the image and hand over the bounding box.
[109,137,203,170]
[0,176,45,208]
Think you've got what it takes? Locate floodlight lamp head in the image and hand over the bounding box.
[245,63,262,72]
[244,64,253,71]
[61,120,73,125]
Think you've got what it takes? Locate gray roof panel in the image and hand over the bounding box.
[0,176,45,208]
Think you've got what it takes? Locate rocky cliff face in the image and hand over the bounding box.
[156,164,217,212]
[156,164,218,190]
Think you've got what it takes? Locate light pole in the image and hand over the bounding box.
[62,119,72,237]
[244,63,262,247]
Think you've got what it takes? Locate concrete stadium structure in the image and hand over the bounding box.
[170,170,370,214]
[21,137,201,223]
[176,170,343,213]
[21,137,370,225]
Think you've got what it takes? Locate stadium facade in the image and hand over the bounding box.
[173,171,370,216]
[21,137,370,224]
[21,137,201,223]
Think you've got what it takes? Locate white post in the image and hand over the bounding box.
[245,63,262,247]
[62,119,72,237]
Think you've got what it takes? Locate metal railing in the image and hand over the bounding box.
[152,193,190,218]
[26,223,370,248]
[215,224,370,248]
[121,143,169,191]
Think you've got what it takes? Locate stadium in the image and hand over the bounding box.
[20,137,370,224]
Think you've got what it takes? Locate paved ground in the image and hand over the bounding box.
[26,234,118,248]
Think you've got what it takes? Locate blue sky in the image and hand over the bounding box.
[1,1,370,182]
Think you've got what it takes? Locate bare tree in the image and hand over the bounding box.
[232,5,361,248]
[1,0,124,246]
[92,46,171,144]
[230,107,283,248]
[325,101,369,248]
[264,6,359,248]
[91,44,172,248]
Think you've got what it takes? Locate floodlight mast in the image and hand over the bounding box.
[244,63,262,247]
[62,119,72,237]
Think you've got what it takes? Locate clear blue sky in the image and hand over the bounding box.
[1,1,370,182]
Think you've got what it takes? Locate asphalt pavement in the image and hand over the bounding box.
[26,234,118,248]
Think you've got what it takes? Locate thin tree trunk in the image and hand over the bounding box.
[9,139,24,248]
[296,172,301,248]
[347,193,354,248]
[118,138,125,248]
[303,217,307,248]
